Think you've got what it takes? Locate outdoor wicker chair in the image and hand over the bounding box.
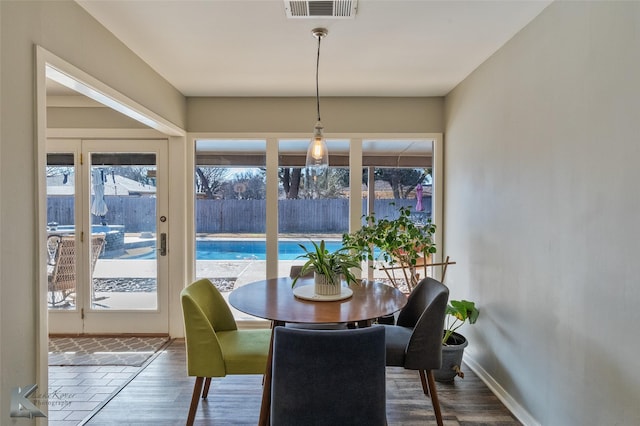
[47,234,105,307]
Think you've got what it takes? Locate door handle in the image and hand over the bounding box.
[159,233,167,256]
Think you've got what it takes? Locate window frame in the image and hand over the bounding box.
[187,133,444,301]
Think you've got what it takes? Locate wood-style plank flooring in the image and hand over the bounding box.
[85,339,521,425]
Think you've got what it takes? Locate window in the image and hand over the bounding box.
[194,140,267,295]
[362,139,435,281]
[278,139,350,276]
[193,135,441,320]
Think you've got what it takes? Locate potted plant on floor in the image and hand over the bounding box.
[292,240,361,296]
[342,205,437,293]
[434,299,480,382]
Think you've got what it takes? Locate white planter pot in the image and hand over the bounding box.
[314,272,341,296]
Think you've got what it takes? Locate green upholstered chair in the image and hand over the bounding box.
[180,278,271,425]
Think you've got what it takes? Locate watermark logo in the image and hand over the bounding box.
[10,384,46,418]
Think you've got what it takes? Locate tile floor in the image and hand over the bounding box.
[48,364,143,425]
[46,336,170,424]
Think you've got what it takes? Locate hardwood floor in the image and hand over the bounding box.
[86,339,521,425]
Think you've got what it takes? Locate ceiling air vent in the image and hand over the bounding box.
[285,0,358,19]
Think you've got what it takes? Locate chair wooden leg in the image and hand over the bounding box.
[419,370,429,395]
[187,377,204,426]
[425,370,443,426]
[202,377,212,399]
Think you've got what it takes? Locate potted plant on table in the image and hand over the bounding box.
[292,240,361,296]
[435,299,480,382]
[342,205,437,294]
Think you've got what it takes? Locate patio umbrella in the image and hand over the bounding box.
[415,184,424,212]
[91,169,108,225]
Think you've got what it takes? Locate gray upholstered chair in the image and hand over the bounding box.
[270,326,387,426]
[380,277,449,426]
[288,264,314,279]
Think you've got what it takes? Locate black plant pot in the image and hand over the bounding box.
[434,331,468,383]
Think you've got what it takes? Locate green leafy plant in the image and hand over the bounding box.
[292,240,361,287]
[342,205,436,292]
[443,300,479,345]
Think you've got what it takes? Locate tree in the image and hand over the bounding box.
[46,166,74,188]
[110,166,152,185]
[46,166,72,179]
[332,168,350,188]
[280,167,303,199]
[373,168,430,199]
[303,168,348,199]
[195,167,229,199]
[220,170,266,200]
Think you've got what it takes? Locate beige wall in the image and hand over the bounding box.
[0,1,185,422]
[0,3,442,421]
[444,2,640,425]
[40,4,186,128]
[188,96,444,133]
[13,0,640,424]
[47,106,149,129]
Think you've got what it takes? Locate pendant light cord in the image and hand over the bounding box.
[316,33,322,123]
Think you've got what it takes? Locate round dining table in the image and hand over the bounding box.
[228,277,408,426]
[229,276,407,325]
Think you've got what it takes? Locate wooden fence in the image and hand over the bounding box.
[47,197,431,234]
[48,196,156,232]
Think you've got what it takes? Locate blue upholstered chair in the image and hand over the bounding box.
[181,279,271,426]
[380,277,449,426]
[270,326,387,426]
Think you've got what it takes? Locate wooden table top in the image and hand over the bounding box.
[228,277,407,324]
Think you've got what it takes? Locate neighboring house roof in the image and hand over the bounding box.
[47,173,156,196]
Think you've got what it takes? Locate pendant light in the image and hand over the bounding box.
[305,27,329,174]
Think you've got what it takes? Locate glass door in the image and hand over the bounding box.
[47,142,80,315]
[47,139,168,334]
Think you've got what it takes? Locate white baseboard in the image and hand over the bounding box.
[464,354,541,426]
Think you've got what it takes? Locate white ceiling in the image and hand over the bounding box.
[75,0,551,98]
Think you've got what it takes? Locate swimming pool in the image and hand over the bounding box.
[130,240,346,260]
[198,240,345,260]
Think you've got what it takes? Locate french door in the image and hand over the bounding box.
[47,139,169,334]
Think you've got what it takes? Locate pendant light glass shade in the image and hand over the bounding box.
[306,121,329,174]
[306,28,329,173]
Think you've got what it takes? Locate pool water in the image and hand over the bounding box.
[198,240,345,260]
[130,240,345,260]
